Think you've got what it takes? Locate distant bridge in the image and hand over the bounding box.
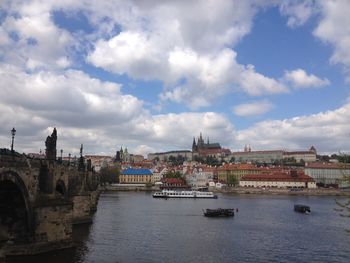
[0,129,99,259]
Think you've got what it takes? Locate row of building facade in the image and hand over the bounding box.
[117,161,349,189]
[147,133,317,164]
[83,134,348,189]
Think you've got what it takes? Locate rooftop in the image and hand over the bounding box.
[121,168,152,175]
[241,171,314,182]
[305,162,350,169]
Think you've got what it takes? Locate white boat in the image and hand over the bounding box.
[152,190,217,199]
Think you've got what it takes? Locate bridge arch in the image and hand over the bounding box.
[0,171,33,244]
[55,179,67,198]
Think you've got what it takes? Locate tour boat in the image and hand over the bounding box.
[294,204,311,213]
[152,189,217,199]
[203,208,235,217]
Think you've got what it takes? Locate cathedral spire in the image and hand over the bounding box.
[197,132,204,148]
[192,137,197,151]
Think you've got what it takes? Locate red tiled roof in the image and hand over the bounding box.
[232,150,283,155]
[305,162,350,169]
[241,171,314,182]
[284,151,315,155]
[217,163,258,171]
[161,178,184,184]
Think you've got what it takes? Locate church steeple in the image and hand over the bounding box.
[192,137,197,152]
[197,132,205,148]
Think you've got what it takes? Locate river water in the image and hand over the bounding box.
[8,191,350,263]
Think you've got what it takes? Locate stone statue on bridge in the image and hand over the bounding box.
[45,128,57,160]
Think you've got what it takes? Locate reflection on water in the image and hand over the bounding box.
[6,192,350,263]
[7,224,92,263]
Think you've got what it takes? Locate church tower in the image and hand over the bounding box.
[192,137,197,152]
[197,132,205,149]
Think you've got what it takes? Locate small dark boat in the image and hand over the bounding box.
[203,208,234,217]
[294,204,311,213]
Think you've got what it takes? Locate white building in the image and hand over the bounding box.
[239,170,317,189]
[232,150,284,164]
[84,155,113,172]
[231,146,316,164]
[184,166,214,188]
[151,167,167,183]
[283,146,317,163]
[304,162,350,188]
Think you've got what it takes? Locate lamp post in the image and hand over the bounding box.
[11,127,16,152]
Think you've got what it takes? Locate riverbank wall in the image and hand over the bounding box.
[212,187,350,196]
[101,184,350,196]
[101,184,158,192]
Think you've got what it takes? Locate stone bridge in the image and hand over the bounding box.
[0,129,100,259]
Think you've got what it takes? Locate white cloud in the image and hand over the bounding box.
[0,63,145,127]
[0,27,11,46]
[236,102,350,152]
[87,31,164,80]
[279,0,315,28]
[279,1,350,84]
[160,48,239,109]
[239,64,288,95]
[0,0,291,109]
[1,0,350,156]
[92,0,257,52]
[0,62,237,155]
[1,11,74,70]
[86,1,287,108]
[160,49,288,109]
[134,145,156,157]
[233,100,273,117]
[313,0,350,82]
[283,69,330,88]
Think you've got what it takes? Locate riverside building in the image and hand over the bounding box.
[239,170,317,189]
[231,146,316,164]
[119,168,152,184]
[304,162,350,188]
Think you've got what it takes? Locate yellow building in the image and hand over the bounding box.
[120,168,152,184]
[217,164,261,185]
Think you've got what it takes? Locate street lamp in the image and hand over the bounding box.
[11,127,16,152]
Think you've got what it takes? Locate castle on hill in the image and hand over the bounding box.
[192,133,231,158]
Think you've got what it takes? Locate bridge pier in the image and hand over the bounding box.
[0,129,100,258]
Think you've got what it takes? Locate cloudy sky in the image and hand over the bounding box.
[0,0,350,157]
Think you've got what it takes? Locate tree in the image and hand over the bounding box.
[167,155,186,166]
[282,157,296,165]
[193,155,204,163]
[337,154,350,163]
[100,166,120,185]
[318,154,330,162]
[164,171,182,179]
[205,155,220,166]
[227,174,238,186]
